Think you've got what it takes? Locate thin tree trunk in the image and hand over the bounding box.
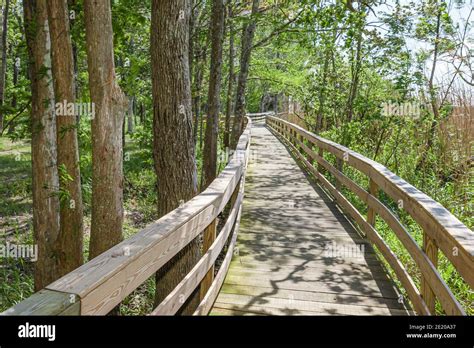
[223,4,235,150]
[47,0,84,275]
[315,49,330,134]
[230,0,260,149]
[0,0,9,133]
[68,0,80,102]
[345,30,362,126]
[417,6,442,171]
[202,0,225,189]
[192,63,203,144]
[24,0,61,291]
[84,0,128,259]
[139,102,144,124]
[7,28,17,135]
[190,2,206,146]
[127,96,134,134]
[151,0,200,315]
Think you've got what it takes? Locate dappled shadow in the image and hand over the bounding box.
[214,123,410,316]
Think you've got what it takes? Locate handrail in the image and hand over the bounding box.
[267,115,473,315]
[247,111,274,122]
[2,117,252,316]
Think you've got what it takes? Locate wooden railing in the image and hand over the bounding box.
[247,111,274,122]
[267,115,473,316]
[2,118,252,316]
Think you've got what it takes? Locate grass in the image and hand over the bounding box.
[0,135,159,314]
[0,138,34,311]
[0,124,230,314]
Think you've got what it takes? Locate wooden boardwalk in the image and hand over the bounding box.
[211,122,411,316]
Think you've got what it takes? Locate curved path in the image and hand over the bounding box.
[211,122,411,315]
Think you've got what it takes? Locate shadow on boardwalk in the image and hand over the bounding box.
[211,122,412,316]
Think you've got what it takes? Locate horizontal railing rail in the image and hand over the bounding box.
[267,115,473,316]
[247,111,274,122]
[2,117,252,316]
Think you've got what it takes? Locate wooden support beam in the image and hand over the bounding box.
[422,232,439,314]
[367,178,379,227]
[318,147,325,175]
[200,219,217,301]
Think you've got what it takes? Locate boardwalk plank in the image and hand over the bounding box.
[210,122,410,316]
[214,294,411,315]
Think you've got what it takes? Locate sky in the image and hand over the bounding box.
[368,0,473,92]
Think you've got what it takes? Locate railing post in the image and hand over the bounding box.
[335,157,343,191]
[317,147,325,175]
[200,218,217,301]
[230,178,241,208]
[200,177,241,301]
[367,178,379,226]
[422,232,438,314]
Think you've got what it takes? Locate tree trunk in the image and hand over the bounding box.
[127,96,134,134]
[190,1,206,146]
[416,6,442,171]
[151,0,200,315]
[47,0,84,276]
[202,0,225,189]
[84,0,128,259]
[315,49,330,134]
[139,102,144,124]
[7,25,17,135]
[67,0,80,103]
[345,30,362,126]
[230,0,260,149]
[193,42,208,148]
[0,0,9,133]
[24,0,61,291]
[223,4,235,150]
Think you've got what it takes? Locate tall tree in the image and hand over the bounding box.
[416,0,445,170]
[23,0,61,290]
[151,0,200,314]
[230,0,260,148]
[202,0,225,189]
[223,3,235,150]
[0,0,9,132]
[47,0,84,275]
[84,0,128,259]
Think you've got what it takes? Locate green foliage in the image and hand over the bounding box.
[0,0,472,316]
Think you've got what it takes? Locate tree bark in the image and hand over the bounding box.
[7,8,17,135]
[223,4,235,150]
[127,96,134,134]
[24,0,61,291]
[67,0,80,102]
[190,1,206,146]
[151,0,200,315]
[0,0,10,133]
[84,0,128,259]
[230,0,260,149]
[202,0,225,189]
[315,49,330,134]
[47,0,84,276]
